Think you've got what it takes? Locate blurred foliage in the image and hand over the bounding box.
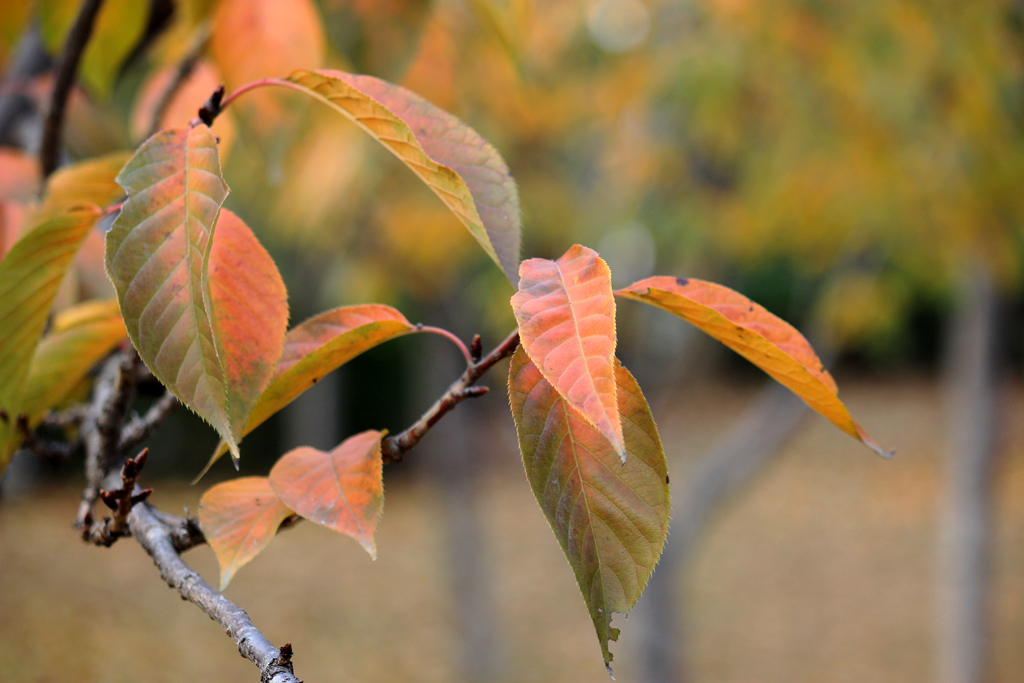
[2,0,1023,365]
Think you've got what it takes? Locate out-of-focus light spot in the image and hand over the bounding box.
[586,0,651,53]
[599,221,656,286]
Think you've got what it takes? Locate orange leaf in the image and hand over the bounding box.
[508,346,670,671]
[616,276,890,457]
[511,245,624,459]
[199,305,413,479]
[199,476,293,590]
[269,430,385,559]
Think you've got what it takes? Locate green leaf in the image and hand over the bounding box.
[106,127,289,462]
[199,304,413,479]
[40,0,149,100]
[0,205,102,471]
[21,298,126,420]
[508,346,670,672]
[282,69,521,280]
[38,150,131,219]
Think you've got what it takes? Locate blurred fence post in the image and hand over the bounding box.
[937,267,1001,683]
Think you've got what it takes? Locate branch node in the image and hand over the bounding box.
[470,334,483,362]
[198,85,225,127]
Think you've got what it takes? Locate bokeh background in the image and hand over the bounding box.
[1,0,1023,682]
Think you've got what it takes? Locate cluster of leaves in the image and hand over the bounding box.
[0,0,895,672]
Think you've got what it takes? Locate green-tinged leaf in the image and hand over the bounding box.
[508,346,669,672]
[269,430,385,559]
[40,0,149,99]
[200,304,413,478]
[616,276,890,457]
[106,128,288,462]
[511,244,624,459]
[283,69,521,280]
[0,205,102,470]
[21,298,126,419]
[199,476,294,590]
[38,150,130,218]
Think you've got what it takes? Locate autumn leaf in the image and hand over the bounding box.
[21,299,126,420]
[211,0,325,132]
[0,205,102,471]
[508,346,670,672]
[511,245,624,459]
[269,430,385,559]
[199,476,294,590]
[616,276,891,457]
[106,127,288,462]
[37,150,130,219]
[282,69,521,280]
[199,304,414,479]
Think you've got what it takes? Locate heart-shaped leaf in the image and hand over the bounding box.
[269,430,385,558]
[199,476,294,590]
[511,245,624,459]
[509,346,670,672]
[199,305,413,478]
[282,69,521,280]
[106,127,288,461]
[616,276,890,457]
[21,298,126,419]
[0,205,102,470]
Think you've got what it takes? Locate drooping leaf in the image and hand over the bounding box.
[21,298,126,420]
[40,0,149,99]
[106,127,288,462]
[200,304,414,477]
[616,276,890,457]
[269,430,385,559]
[508,346,670,672]
[0,205,102,470]
[282,69,521,280]
[37,150,130,218]
[199,476,294,590]
[511,244,624,459]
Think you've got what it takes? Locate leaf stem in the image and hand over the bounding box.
[416,325,473,366]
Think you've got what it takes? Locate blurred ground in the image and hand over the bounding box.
[1,375,1022,683]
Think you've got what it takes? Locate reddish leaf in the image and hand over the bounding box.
[200,305,413,478]
[282,69,521,280]
[269,430,385,558]
[511,245,624,459]
[616,276,890,457]
[508,346,670,671]
[199,476,293,590]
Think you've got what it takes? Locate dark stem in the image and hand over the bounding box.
[39,0,104,180]
[381,329,519,463]
[119,390,177,456]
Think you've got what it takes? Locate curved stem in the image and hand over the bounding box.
[219,77,307,112]
[417,325,473,367]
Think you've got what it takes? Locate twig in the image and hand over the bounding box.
[382,328,519,463]
[86,449,152,546]
[119,390,177,456]
[129,502,302,683]
[39,0,104,180]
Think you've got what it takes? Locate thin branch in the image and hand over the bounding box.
[39,0,105,180]
[129,502,302,683]
[85,449,152,546]
[382,328,519,463]
[119,390,177,456]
